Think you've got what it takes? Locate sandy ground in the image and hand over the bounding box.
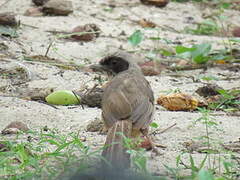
[0,0,240,177]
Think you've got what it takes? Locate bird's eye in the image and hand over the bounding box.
[111,60,117,65]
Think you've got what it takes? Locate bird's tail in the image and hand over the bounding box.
[102,120,132,169]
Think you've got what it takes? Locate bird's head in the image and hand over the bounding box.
[90,51,140,75]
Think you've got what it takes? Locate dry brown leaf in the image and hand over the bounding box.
[196,84,223,97]
[157,93,199,111]
[0,12,17,27]
[206,95,222,104]
[138,61,161,76]
[2,121,29,135]
[42,0,73,16]
[232,26,240,37]
[32,0,49,6]
[24,7,43,17]
[138,19,156,28]
[71,24,101,42]
[140,0,169,7]
[139,137,153,151]
[176,60,189,66]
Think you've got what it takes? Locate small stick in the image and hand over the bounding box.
[72,91,84,110]
[44,41,54,57]
[150,123,177,135]
[84,84,98,96]
[37,100,59,109]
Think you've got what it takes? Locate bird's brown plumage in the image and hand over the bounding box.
[99,51,154,169]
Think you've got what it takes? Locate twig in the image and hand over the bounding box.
[168,64,209,71]
[56,31,101,39]
[84,84,98,96]
[37,100,59,109]
[45,41,54,57]
[21,23,39,29]
[150,123,177,135]
[72,91,84,110]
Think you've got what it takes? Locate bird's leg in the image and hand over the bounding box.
[140,129,162,155]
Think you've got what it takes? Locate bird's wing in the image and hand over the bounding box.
[102,74,154,130]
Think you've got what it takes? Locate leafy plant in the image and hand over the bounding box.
[198,169,214,180]
[184,19,220,36]
[209,89,240,111]
[0,129,99,179]
[175,43,212,64]
[128,30,143,46]
[172,0,231,9]
[0,25,18,38]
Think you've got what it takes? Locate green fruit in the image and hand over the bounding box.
[45,90,80,105]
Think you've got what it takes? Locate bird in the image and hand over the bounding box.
[92,51,154,170]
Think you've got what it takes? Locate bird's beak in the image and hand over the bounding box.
[89,64,114,75]
[89,64,108,73]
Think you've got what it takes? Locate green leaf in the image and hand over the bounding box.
[201,75,219,81]
[192,43,211,64]
[0,25,18,38]
[45,90,80,105]
[220,3,231,9]
[150,122,158,128]
[198,169,214,180]
[175,45,195,54]
[189,154,198,172]
[202,20,216,27]
[193,43,211,57]
[160,49,174,56]
[193,56,209,64]
[229,38,240,43]
[215,178,226,180]
[175,45,196,59]
[128,30,143,46]
[199,155,208,169]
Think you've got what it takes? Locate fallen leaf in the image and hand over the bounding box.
[196,84,223,97]
[75,87,103,108]
[232,27,240,37]
[86,118,104,133]
[139,137,153,151]
[2,121,29,135]
[71,24,101,42]
[138,19,156,28]
[0,12,17,27]
[140,0,169,7]
[32,0,49,6]
[24,7,43,17]
[157,93,199,111]
[139,61,161,76]
[42,0,73,16]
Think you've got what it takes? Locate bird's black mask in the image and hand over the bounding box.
[100,56,129,74]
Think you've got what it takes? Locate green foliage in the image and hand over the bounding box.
[184,19,219,35]
[198,169,214,180]
[150,122,159,128]
[0,129,99,179]
[200,75,219,81]
[103,7,114,12]
[0,25,18,38]
[171,0,231,9]
[128,30,143,46]
[208,89,240,111]
[229,38,240,44]
[175,43,212,64]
